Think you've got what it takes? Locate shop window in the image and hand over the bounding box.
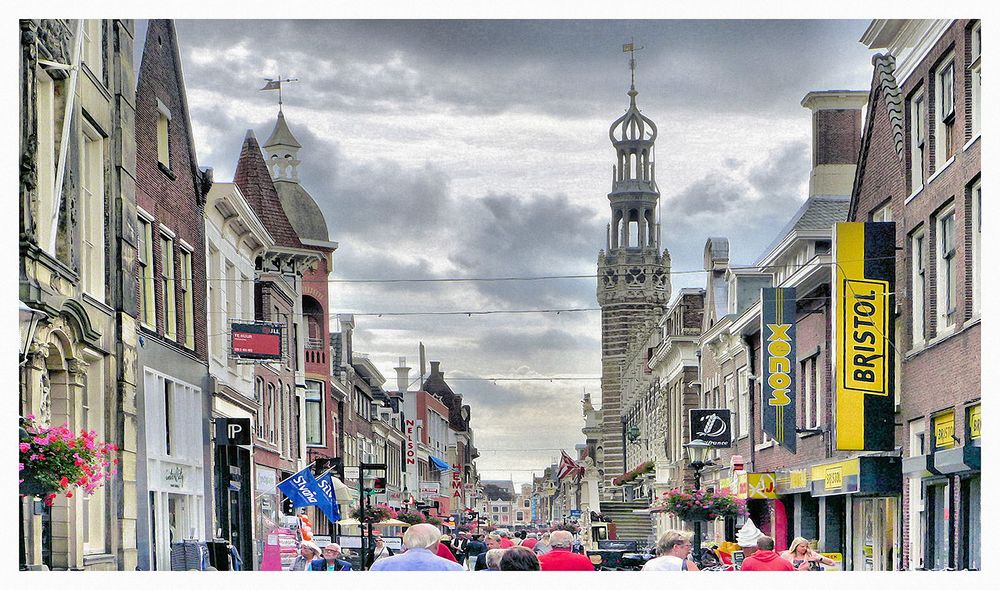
[962,476,981,570]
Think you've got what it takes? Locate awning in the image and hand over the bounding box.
[901,454,940,477]
[933,444,980,474]
[810,456,902,497]
[429,455,451,471]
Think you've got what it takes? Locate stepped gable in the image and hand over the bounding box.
[233,131,303,249]
[421,361,470,431]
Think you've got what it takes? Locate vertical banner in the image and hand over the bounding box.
[833,222,896,450]
[761,287,797,452]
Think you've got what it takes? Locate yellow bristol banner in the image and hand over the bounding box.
[833,222,896,450]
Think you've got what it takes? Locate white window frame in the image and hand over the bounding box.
[737,367,750,438]
[82,19,103,81]
[36,67,57,256]
[208,246,223,362]
[82,352,106,554]
[803,355,822,430]
[934,55,956,169]
[225,259,239,371]
[80,120,106,299]
[160,232,176,340]
[724,375,737,438]
[970,180,981,317]
[911,228,927,348]
[872,202,892,223]
[909,90,926,195]
[935,206,958,334]
[137,213,156,328]
[156,98,171,169]
[908,419,927,569]
[969,22,982,138]
[179,247,194,349]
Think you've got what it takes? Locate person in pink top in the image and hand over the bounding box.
[537,531,594,571]
[739,536,795,571]
[498,531,514,549]
[521,533,538,550]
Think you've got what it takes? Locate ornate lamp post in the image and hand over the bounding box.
[684,439,714,559]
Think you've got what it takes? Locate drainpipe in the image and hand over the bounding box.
[47,19,85,255]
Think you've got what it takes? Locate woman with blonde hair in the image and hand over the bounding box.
[780,537,835,570]
[642,530,699,571]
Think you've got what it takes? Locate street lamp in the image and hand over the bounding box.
[626,424,641,444]
[684,439,715,561]
[19,301,46,366]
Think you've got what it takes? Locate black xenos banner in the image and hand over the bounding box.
[761,287,796,452]
[834,222,896,450]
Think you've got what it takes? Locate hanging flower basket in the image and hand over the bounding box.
[612,461,655,486]
[655,487,746,522]
[351,503,397,524]
[19,416,118,505]
[426,516,443,527]
[396,510,426,526]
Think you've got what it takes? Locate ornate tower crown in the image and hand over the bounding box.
[263,110,302,182]
[605,43,660,253]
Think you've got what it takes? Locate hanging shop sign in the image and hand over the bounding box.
[761,287,797,452]
[419,482,441,497]
[775,468,811,495]
[720,473,777,499]
[215,417,252,446]
[933,411,956,451]
[968,404,981,443]
[833,222,896,451]
[404,419,422,466]
[809,456,901,497]
[689,408,733,447]
[230,322,284,360]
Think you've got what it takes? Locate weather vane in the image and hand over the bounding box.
[259,75,299,111]
[622,39,644,92]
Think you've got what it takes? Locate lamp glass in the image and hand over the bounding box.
[684,439,711,464]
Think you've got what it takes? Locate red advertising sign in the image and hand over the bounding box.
[231,322,283,360]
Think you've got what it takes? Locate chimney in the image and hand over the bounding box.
[801,90,868,197]
[430,361,441,378]
[395,356,410,392]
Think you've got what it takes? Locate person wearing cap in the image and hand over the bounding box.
[739,536,795,571]
[290,540,321,571]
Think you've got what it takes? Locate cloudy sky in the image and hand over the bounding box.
[145,19,875,485]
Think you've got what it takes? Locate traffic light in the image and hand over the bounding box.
[372,477,386,492]
[331,457,344,480]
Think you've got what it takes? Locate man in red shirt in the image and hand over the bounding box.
[537,531,594,571]
[522,533,538,550]
[739,536,794,571]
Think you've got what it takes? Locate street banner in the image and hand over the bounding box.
[276,465,337,523]
[316,470,342,523]
[833,222,896,450]
[689,408,733,447]
[761,287,797,452]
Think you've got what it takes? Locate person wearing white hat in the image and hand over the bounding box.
[736,518,764,561]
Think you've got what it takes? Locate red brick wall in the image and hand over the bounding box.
[134,19,207,361]
[253,279,299,474]
[815,109,863,165]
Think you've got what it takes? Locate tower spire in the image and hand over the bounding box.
[623,40,644,104]
[259,75,299,113]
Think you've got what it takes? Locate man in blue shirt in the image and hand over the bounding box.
[370,524,464,571]
[310,543,353,571]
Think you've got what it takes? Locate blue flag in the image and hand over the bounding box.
[277,466,324,509]
[316,470,341,523]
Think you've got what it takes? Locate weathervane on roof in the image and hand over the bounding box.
[259,75,299,111]
[622,39,644,98]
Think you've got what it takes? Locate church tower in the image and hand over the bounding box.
[596,50,671,497]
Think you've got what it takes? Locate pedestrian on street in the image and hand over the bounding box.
[466,534,488,570]
[780,537,835,571]
[484,548,506,571]
[499,530,514,548]
[641,530,699,571]
[309,543,352,571]
[289,540,321,571]
[450,532,468,565]
[537,530,594,571]
[474,534,502,570]
[735,518,764,565]
[500,546,541,571]
[739,536,795,571]
[369,535,395,566]
[533,532,553,555]
[522,533,538,550]
[435,535,460,563]
[369,523,464,571]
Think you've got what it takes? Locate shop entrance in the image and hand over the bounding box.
[925,481,951,569]
[852,496,898,571]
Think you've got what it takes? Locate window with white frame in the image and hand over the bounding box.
[254,378,264,438]
[225,260,238,369]
[737,368,750,437]
[80,121,105,299]
[936,206,958,332]
[160,232,176,340]
[759,385,773,445]
[83,353,106,553]
[971,179,981,316]
[82,19,103,80]
[35,67,57,255]
[909,90,926,194]
[179,248,194,349]
[137,215,156,327]
[935,55,956,167]
[725,376,737,438]
[970,22,981,137]
[911,228,927,347]
[267,382,277,444]
[872,202,892,223]
[305,380,324,446]
[283,383,293,456]
[156,99,171,168]
[208,247,222,360]
[802,355,822,430]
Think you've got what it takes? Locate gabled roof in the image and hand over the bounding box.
[755,196,850,266]
[233,131,303,249]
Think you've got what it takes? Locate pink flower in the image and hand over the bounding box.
[19,442,30,453]
[33,436,50,446]
[18,463,25,471]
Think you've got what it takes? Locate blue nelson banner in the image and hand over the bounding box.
[761,287,797,452]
